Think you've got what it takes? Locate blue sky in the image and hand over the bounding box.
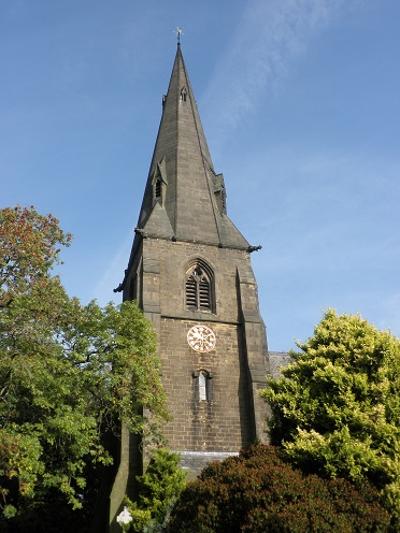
[1,0,399,351]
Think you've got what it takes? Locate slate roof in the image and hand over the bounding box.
[136,44,249,249]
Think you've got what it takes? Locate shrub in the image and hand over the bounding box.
[167,444,389,533]
[127,448,186,532]
[262,310,400,523]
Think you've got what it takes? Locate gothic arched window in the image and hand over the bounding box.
[193,370,213,402]
[151,159,167,205]
[180,86,187,102]
[155,178,162,199]
[198,371,207,401]
[185,260,214,312]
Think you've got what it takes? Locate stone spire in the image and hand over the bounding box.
[136,44,249,249]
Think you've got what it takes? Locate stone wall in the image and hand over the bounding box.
[160,318,252,451]
[137,238,268,452]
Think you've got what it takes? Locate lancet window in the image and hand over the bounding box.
[152,159,167,204]
[185,260,214,312]
[193,370,213,402]
[198,371,207,401]
[155,178,162,199]
[180,86,187,102]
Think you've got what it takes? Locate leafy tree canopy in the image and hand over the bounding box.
[0,206,167,526]
[0,206,71,304]
[167,444,389,533]
[262,309,400,522]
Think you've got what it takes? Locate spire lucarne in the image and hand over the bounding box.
[110,45,269,532]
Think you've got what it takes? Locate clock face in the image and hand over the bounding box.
[187,325,216,353]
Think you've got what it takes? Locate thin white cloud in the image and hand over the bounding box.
[234,146,400,273]
[202,0,363,150]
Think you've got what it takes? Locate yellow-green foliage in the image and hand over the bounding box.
[127,448,186,532]
[263,310,400,522]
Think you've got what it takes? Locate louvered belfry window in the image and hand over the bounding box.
[185,261,214,311]
[155,178,162,199]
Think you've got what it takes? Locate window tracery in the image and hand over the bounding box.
[185,260,214,311]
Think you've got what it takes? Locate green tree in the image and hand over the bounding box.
[126,448,186,532]
[167,444,389,533]
[0,206,167,530]
[262,310,400,523]
[0,206,71,305]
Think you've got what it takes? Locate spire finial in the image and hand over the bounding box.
[175,27,183,45]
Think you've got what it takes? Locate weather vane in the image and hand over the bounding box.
[175,27,183,45]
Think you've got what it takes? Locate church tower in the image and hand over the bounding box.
[111,43,269,521]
